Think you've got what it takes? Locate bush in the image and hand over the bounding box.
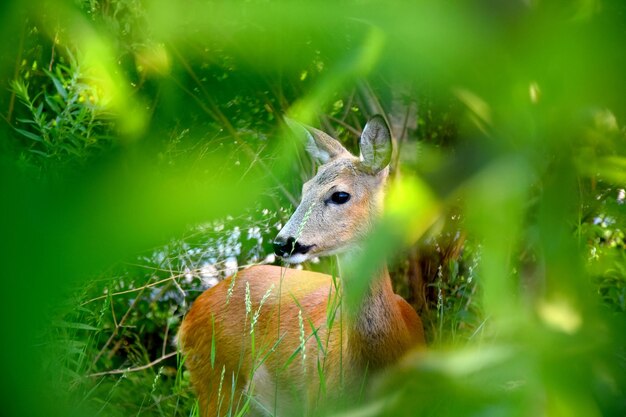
[1,1,626,416]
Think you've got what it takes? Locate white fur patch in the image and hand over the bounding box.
[282,253,309,265]
[247,364,299,416]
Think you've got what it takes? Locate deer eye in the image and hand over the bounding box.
[330,191,351,205]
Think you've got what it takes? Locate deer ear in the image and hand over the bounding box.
[360,115,392,174]
[285,117,348,164]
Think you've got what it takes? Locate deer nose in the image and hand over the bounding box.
[273,237,311,257]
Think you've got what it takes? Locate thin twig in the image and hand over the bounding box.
[88,351,178,377]
[91,283,148,367]
[81,261,270,306]
[80,275,185,306]
[325,115,361,138]
[340,89,355,121]
[237,142,267,184]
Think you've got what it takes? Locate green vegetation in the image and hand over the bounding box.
[10,52,113,168]
[1,0,625,416]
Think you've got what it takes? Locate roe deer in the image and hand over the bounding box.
[178,115,425,416]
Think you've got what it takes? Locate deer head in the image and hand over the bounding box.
[274,115,392,264]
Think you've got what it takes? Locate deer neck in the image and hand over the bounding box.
[336,253,402,368]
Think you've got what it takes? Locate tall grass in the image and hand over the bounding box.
[47,208,481,416]
[2,1,626,416]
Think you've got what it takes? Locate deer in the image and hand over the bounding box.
[178,115,425,417]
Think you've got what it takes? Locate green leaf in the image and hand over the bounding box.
[59,143,82,156]
[45,94,62,114]
[29,149,50,157]
[16,118,36,125]
[46,69,68,99]
[14,128,42,142]
[53,321,100,331]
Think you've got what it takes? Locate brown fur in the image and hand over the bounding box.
[178,265,424,416]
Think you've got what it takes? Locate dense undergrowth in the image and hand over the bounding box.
[1,0,626,416]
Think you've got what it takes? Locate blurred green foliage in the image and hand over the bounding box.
[1,0,626,416]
